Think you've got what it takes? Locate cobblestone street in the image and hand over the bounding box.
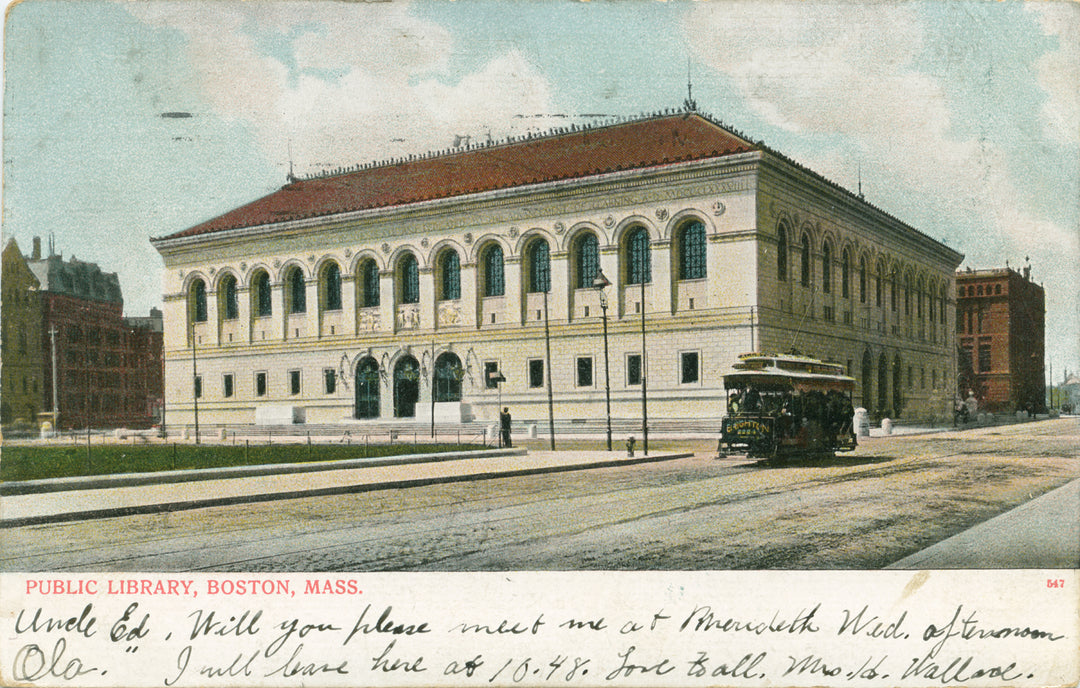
[3,419,1077,572]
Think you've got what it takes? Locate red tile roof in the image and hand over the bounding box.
[162,113,757,240]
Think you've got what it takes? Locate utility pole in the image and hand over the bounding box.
[543,288,555,450]
[192,319,200,445]
[49,325,58,429]
[640,274,648,455]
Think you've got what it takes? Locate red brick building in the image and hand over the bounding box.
[27,239,164,429]
[956,265,1045,413]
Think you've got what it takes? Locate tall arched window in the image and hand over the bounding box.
[440,250,461,300]
[904,275,911,315]
[253,271,272,317]
[929,282,936,322]
[841,249,851,299]
[221,275,239,320]
[400,254,419,304]
[361,260,380,307]
[890,270,898,312]
[626,226,651,285]
[483,244,505,297]
[527,239,550,293]
[859,257,867,303]
[191,279,207,323]
[679,220,707,280]
[800,234,811,287]
[323,262,341,311]
[916,278,924,319]
[875,261,884,307]
[287,267,306,313]
[777,224,788,280]
[821,241,832,294]
[575,233,600,289]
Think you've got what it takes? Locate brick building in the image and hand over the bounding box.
[27,239,164,429]
[152,109,963,430]
[1,238,44,428]
[955,265,1045,413]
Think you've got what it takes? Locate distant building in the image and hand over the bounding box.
[1059,373,1080,413]
[27,238,164,429]
[153,110,962,429]
[1,238,44,428]
[955,264,1045,413]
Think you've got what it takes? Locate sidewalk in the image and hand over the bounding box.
[0,448,691,527]
[887,477,1080,569]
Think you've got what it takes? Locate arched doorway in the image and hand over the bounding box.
[393,356,420,418]
[877,353,889,417]
[433,352,463,403]
[354,357,380,419]
[893,354,903,418]
[861,349,873,411]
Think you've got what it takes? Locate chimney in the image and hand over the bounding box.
[1023,265,1031,280]
[32,236,41,260]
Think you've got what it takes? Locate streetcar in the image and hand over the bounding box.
[718,352,857,461]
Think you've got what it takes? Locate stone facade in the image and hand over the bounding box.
[152,113,963,429]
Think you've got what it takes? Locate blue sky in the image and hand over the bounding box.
[3,0,1078,376]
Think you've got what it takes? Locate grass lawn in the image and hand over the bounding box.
[1,442,487,482]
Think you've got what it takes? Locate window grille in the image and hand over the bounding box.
[626,227,651,285]
[680,221,707,280]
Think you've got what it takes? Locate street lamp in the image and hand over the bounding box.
[592,269,613,451]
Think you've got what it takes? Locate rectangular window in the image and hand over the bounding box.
[255,371,267,397]
[324,368,336,394]
[528,359,544,389]
[576,356,593,387]
[289,370,301,395]
[484,361,501,389]
[978,343,992,373]
[194,375,202,399]
[223,373,234,398]
[680,351,700,384]
[626,354,642,386]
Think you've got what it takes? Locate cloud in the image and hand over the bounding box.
[684,2,1077,256]
[1027,2,1080,146]
[124,1,553,173]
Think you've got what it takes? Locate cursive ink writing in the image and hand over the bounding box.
[343,604,431,645]
[187,608,262,640]
[838,605,909,639]
[605,646,676,680]
[370,639,427,673]
[680,603,820,635]
[15,604,97,638]
[12,638,101,682]
[923,606,1065,658]
[264,643,350,678]
[903,652,1026,683]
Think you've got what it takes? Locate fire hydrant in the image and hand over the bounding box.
[626,436,636,458]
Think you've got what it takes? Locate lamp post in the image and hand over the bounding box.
[592,269,613,451]
[640,264,648,455]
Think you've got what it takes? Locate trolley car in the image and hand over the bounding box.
[719,353,857,460]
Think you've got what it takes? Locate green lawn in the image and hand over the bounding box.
[1,442,487,482]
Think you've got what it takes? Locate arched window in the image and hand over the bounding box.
[890,270,898,312]
[777,223,788,281]
[433,352,463,402]
[917,279,924,319]
[191,279,207,322]
[323,263,341,311]
[287,267,306,313]
[875,261,884,307]
[904,276,911,315]
[440,250,461,300]
[221,275,239,320]
[822,241,832,294]
[400,254,419,304]
[893,354,903,417]
[527,239,550,293]
[575,233,600,289]
[253,271,272,317]
[940,286,947,324]
[393,356,419,418]
[800,234,811,287]
[482,244,505,297]
[626,226,651,285]
[841,249,851,299]
[679,221,707,280]
[859,256,867,303]
[360,260,380,308]
[929,283,936,322]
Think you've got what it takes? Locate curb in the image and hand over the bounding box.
[0,448,527,496]
[0,451,693,528]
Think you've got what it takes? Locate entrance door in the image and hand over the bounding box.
[354,357,380,419]
[393,356,420,418]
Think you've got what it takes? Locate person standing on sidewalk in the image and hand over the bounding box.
[500,407,512,448]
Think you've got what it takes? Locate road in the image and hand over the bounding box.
[3,419,1077,571]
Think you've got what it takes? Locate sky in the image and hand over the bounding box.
[3,0,1078,377]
